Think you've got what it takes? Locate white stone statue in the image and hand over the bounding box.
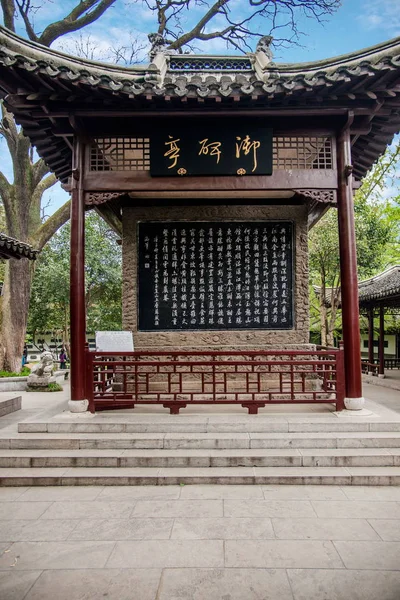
[27,351,56,388]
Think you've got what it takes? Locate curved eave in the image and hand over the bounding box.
[314,266,400,309]
[1,26,400,183]
[358,265,400,306]
[0,233,38,260]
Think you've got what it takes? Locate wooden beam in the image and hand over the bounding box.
[83,170,338,192]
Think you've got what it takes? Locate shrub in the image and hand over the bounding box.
[0,367,31,378]
[47,383,63,392]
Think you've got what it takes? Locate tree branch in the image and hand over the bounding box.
[15,0,39,42]
[168,0,230,50]
[33,199,71,251]
[31,173,57,209]
[32,159,51,190]
[0,171,11,206]
[0,0,15,31]
[38,0,117,47]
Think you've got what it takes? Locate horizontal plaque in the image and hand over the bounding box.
[138,221,293,331]
[150,120,272,177]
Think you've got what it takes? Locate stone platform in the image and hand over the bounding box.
[0,386,399,486]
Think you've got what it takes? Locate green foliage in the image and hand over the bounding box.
[0,366,30,378]
[0,202,5,284]
[28,211,122,336]
[309,139,400,343]
[47,383,63,392]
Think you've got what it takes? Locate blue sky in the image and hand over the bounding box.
[1,0,399,215]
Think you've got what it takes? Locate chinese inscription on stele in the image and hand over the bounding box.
[150,123,273,176]
[138,222,293,331]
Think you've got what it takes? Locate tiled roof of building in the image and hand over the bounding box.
[358,265,400,305]
[1,27,400,182]
[314,265,400,309]
[0,233,38,260]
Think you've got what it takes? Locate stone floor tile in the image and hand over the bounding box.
[25,569,161,600]
[179,484,263,499]
[67,518,173,540]
[333,540,400,569]
[39,501,135,520]
[0,488,30,501]
[262,485,347,500]
[225,539,343,568]
[0,519,78,541]
[224,499,315,518]
[96,485,181,501]
[311,500,400,519]
[18,486,104,502]
[341,486,400,501]
[107,540,224,568]
[368,519,400,541]
[0,502,51,520]
[0,570,42,600]
[287,569,400,600]
[132,500,223,518]
[171,517,274,539]
[0,541,115,570]
[158,568,294,600]
[272,517,380,540]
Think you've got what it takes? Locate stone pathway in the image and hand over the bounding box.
[0,483,400,599]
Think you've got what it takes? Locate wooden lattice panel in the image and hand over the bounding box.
[90,137,150,171]
[273,136,333,169]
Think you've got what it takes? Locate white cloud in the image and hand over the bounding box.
[357,0,400,34]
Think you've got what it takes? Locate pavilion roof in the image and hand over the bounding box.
[0,233,38,260]
[314,265,400,310]
[358,265,400,307]
[1,26,400,183]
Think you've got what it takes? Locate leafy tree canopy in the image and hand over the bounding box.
[28,211,122,340]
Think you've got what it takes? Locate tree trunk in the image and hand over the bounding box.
[319,272,328,347]
[2,258,33,372]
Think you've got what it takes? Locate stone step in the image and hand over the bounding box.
[1,465,400,486]
[17,419,400,434]
[0,447,398,468]
[3,431,400,449]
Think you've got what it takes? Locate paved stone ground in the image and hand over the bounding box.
[0,483,400,599]
[0,381,399,598]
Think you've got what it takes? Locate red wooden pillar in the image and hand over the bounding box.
[368,308,375,367]
[69,139,88,412]
[378,305,385,377]
[336,122,364,409]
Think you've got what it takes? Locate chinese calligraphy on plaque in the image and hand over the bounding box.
[150,122,273,176]
[138,222,293,331]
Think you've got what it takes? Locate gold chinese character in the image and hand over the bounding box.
[164,135,181,169]
[198,138,222,164]
[236,135,261,172]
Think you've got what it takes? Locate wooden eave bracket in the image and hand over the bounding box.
[294,189,337,205]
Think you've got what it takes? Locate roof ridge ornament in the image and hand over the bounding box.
[252,35,274,82]
[256,35,274,61]
[148,33,179,61]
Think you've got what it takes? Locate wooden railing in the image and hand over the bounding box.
[361,360,380,376]
[85,348,345,414]
[384,358,400,370]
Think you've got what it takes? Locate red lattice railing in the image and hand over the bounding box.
[86,349,345,414]
[361,360,380,376]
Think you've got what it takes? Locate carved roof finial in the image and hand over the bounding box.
[148,33,178,61]
[256,35,273,62]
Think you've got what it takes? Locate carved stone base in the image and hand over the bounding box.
[27,375,56,389]
[68,399,89,413]
[344,396,365,411]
